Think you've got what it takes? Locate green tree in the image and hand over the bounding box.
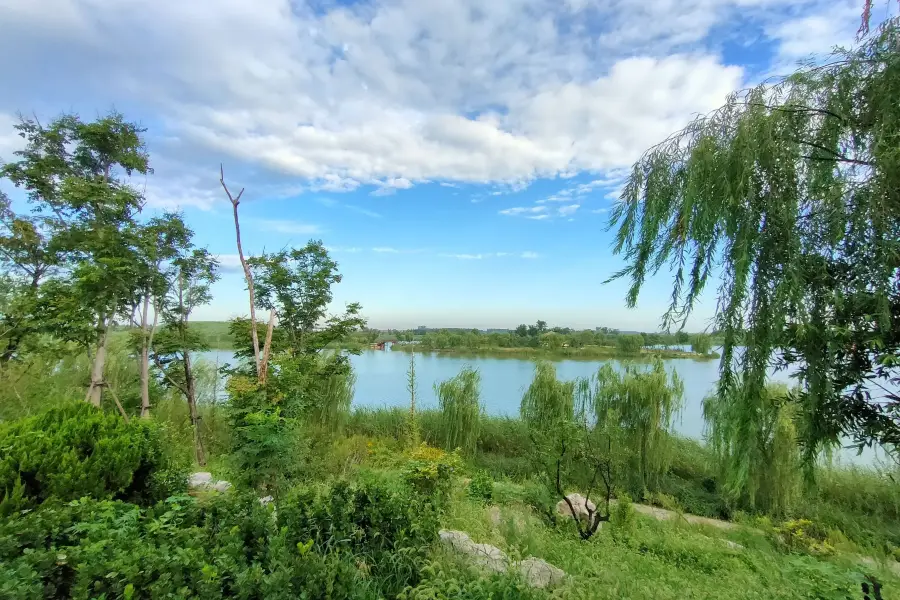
[593,360,684,491]
[152,249,219,465]
[703,382,800,515]
[435,366,482,456]
[616,334,643,355]
[129,213,193,418]
[690,333,712,355]
[2,113,150,408]
[608,21,900,463]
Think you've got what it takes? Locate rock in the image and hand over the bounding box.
[517,557,566,589]
[721,539,744,551]
[556,493,596,525]
[439,529,509,573]
[259,495,274,506]
[211,480,233,493]
[188,472,214,488]
[188,472,232,493]
[488,506,502,526]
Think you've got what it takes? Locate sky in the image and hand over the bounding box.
[0,0,886,330]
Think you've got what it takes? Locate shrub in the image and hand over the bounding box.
[0,494,378,600]
[771,518,836,556]
[467,470,494,503]
[402,443,462,509]
[0,402,187,515]
[278,475,439,596]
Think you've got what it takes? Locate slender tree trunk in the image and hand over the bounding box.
[139,294,152,418]
[259,309,276,385]
[183,349,206,466]
[220,166,262,377]
[86,319,110,407]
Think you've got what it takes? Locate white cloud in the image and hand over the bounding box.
[0,0,761,192]
[499,205,547,216]
[526,214,549,220]
[214,253,244,273]
[256,219,321,235]
[371,177,414,196]
[0,113,21,162]
[558,204,580,216]
[520,251,539,258]
[372,246,401,253]
[591,207,609,214]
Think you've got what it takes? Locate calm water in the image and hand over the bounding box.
[197,347,794,441]
[196,348,883,465]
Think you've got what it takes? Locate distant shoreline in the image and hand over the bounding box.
[389,344,720,361]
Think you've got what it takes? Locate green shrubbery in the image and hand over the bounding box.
[0,403,187,515]
[0,473,442,600]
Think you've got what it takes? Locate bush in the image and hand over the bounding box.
[402,444,462,510]
[0,494,378,600]
[467,470,494,503]
[0,402,187,515]
[278,475,440,596]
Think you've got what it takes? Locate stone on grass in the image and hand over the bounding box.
[259,495,274,506]
[439,529,568,587]
[517,557,566,589]
[439,530,509,573]
[188,472,214,488]
[188,472,232,493]
[556,493,596,525]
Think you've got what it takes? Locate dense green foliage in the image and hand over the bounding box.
[608,19,900,462]
[0,474,439,600]
[436,367,482,457]
[704,382,801,515]
[0,403,186,515]
[594,360,684,490]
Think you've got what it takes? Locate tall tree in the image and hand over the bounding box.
[129,213,192,418]
[1,113,150,407]
[152,249,219,464]
[607,21,900,464]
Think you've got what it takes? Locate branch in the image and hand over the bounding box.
[103,382,130,423]
[152,353,190,398]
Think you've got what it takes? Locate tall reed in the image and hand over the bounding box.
[435,366,482,456]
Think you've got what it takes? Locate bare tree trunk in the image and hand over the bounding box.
[86,319,110,407]
[183,349,206,465]
[220,165,261,377]
[259,309,276,385]
[139,294,152,418]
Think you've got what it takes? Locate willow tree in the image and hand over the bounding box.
[436,366,482,456]
[593,360,684,491]
[703,382,800,515]
[608,21,900,468]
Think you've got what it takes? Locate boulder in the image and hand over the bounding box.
[556,493,596,525]
[439,529,509,573]
[517,557,566,589]
[188,472,214,488]
[188,472,232,493]
[259,495,274,506]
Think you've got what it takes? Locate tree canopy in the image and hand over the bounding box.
[608,19,900,463]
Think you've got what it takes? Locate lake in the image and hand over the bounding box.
[197,348,884,466]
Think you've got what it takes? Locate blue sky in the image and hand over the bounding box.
[0,0,883,330]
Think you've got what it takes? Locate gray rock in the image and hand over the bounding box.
[259,495,274,506]
[556,493,596,525]
[211,480,233,493]
[517,557,566,589]
[721,539,744,550]
[439,529,509,573]
[488,506,502,526]
[188,472,231,493]
[188,472,214,488]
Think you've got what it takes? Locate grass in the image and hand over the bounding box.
[439,480,900,599]
[345,406,900,554]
